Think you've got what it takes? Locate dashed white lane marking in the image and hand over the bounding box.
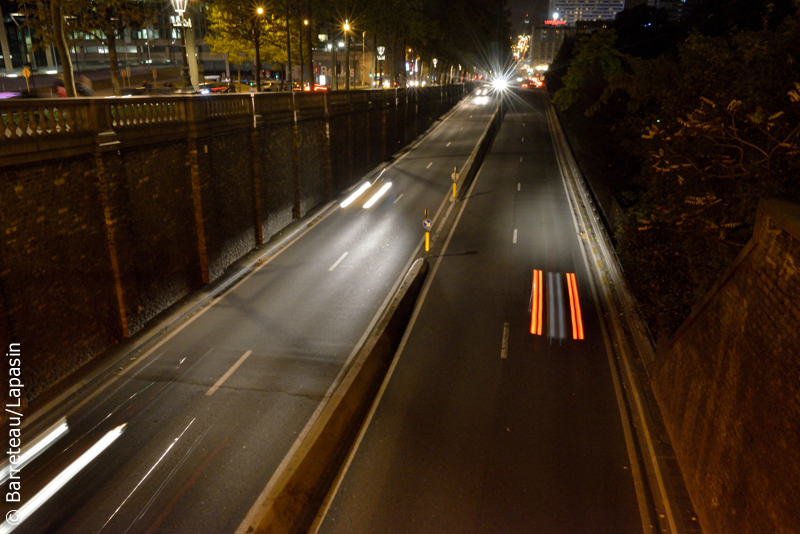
[460,127,463,131]
[523,123,525,127]
[517,183,521,191]
[501,323,510,359]
[393,194,404,204]
[426,162,433,169]
[328,252,349,272]
[520,156,523,162]
[446,142,451,147]
[513,229,518,244]
[206,350,252,396]
[470,115,473,118]
[522,137,525,142]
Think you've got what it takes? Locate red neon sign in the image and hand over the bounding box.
[544,20,566,25]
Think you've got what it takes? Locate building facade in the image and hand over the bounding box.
[548,0,626,25]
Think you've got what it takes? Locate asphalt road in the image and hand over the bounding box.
[0,91,496,534]
[318,90,644,534]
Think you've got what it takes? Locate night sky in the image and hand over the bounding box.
[507,0,551,35]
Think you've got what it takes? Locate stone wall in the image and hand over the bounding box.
[652,198,800,534]
[0,85,470,407]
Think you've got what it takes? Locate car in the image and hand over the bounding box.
[293,83,328,92]
[261,80,281,92]
[199,82,236,94]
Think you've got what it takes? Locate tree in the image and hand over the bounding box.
[27,0,157,96]
[551,3,800,335]
[74,1,158,96]
[205,0,293,90]
[27,0,76,96]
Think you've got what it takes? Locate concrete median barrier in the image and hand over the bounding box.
[456,102,503,200]
[243,258,430,534]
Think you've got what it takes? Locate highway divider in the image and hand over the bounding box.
[244,258,430,534]
[456,99,503,200]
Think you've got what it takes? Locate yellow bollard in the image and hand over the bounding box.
[425,231,430,253]
[452,182,457,198]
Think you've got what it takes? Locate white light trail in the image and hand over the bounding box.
[341,182,372,208]
[100,419,195,532]
[0,424,126,534]
[363,183,392,208]
[0,417,68,485]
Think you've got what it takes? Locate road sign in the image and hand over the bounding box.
[22,68,31,79]
[423,219,432,231]
[120,69,127,77]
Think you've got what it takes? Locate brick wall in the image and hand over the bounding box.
[258,123,296,240]
[204,130,258,280]
[0,86,469,410]
[115,141,201,332]
[296,119,328,218]
[652,198,800,534]
[0,156,120,398]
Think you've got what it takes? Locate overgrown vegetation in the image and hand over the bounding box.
[548,1,800,337]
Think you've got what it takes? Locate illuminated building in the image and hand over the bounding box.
[548,0,625,25]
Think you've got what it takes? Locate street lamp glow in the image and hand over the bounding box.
[256,7,264,14]
[492,77,509,91]
[344,20,350,31]
[304,19,309,25]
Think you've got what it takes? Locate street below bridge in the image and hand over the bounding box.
[0,90,495,534]
[317,90,647,534]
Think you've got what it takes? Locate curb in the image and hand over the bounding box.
[244,259,430,534]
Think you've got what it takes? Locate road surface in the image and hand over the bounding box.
[317,90,645,534]
[1,90,496,534]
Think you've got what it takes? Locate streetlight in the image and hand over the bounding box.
[170,0,192,92]
[325,43,338,91]
[433,57,438,84]
[344,20,351,91]
[304,19,311,88]
[255,6,264,92]
[376,46,386,87]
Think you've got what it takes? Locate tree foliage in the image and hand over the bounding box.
[552,1,800,336]
[204,0,289,67]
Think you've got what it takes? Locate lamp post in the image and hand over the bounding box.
[304,19,310,87]
[433,57,438,84]
[376,46,385,87]
[170,0,192,92]
[343,20,350,91]
[361,31,365,87]
[326,43,333,89]
[255,7,264,92]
